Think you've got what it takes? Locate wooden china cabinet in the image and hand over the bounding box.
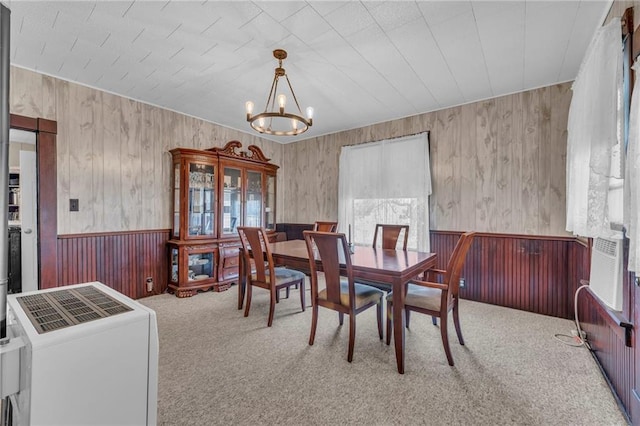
[167,141,278,297]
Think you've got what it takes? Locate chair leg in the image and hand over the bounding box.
[339,312,344,326]
[405,309,411,328]
[440,314,454,366]
[285,287,290,299]
[309,304,318,345]
[453,302,464,345]
[376,301,383,340]
[244,285,253,318]
[237,279,245,310]
[347,314,356,362]
[267,288,276,327]
[299,280,306,311]
[276,288,281,303]
[432,316,438,326]
[385,300,392,345]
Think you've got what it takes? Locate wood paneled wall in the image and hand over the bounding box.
[281,84,572,237]
[9,66,572,238]
[9,66,283,235]
[55,230,170,299]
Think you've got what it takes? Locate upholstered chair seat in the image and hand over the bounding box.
[318,279,383,309]
[252,267,306,285]
[400,284,442,311]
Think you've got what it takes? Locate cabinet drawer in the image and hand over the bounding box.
[222,267,239,280]
[223,255,239,268]
[220,245,240,268]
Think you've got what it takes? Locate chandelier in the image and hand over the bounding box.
[245,49,314,136]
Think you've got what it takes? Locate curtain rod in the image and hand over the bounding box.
[342,130,429,149]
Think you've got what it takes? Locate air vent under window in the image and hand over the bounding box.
[16,286,133,334]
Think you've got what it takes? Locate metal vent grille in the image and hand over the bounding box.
[16,286,133,334]
[594,237,618,258]
[75,286,132,316]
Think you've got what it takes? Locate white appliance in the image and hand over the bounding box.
[5,281,158,425]
[589,237,624,311]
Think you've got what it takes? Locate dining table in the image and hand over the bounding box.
[237,238,437,374]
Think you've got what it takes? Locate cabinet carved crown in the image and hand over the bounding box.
[208,141,271,162]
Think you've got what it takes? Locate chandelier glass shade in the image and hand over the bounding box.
[245,49,313,136]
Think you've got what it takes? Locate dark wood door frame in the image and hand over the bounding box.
[10,113,57,289]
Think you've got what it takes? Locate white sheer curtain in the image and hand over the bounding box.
[337,132,431,252]
[566,19,622,239]
[625,60,640,272]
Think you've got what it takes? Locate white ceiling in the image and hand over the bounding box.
[7,1,611,143]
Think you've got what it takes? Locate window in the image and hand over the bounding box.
[338,132,431,251]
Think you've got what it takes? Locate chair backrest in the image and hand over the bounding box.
[444,232,476,296]
[237,227,274,284]
[303,231,354,309]
[372,224,409,250]
[313,221,338,232]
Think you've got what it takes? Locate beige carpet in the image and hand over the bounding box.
[140,284,628,426]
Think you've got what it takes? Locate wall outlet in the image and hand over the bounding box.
[146,277,153,292]
[459,278,466,288]
[69,199,79,212]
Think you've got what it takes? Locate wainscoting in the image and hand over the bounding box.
[579,286,634,422]
[431,231,584,319]
[54,229,170,299]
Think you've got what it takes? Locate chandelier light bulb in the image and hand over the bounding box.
[306,106,314,120]
[245,101,254,115]
[277,94,286,110]
[258,117,265,128]
[292,119,298,130]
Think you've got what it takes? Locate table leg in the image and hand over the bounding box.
[392,278,405,374]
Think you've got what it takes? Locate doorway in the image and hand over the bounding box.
[8,128,37,292]
[8,114,58,291]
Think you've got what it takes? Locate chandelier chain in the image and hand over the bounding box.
[284,74,304,117]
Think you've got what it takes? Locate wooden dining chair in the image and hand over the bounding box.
[386,231,476,366]
[303,231,384,362]
[313,221,338,232]
[372,224,409,250]
[237,227,306,327]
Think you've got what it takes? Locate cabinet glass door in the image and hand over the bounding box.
[171,247,178,283]
[223,167,242,235]
[188,251,214,281]
[246,170,263,227]
[265,174,276,230]
[188,163,215,237]
[173,164,180,238]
